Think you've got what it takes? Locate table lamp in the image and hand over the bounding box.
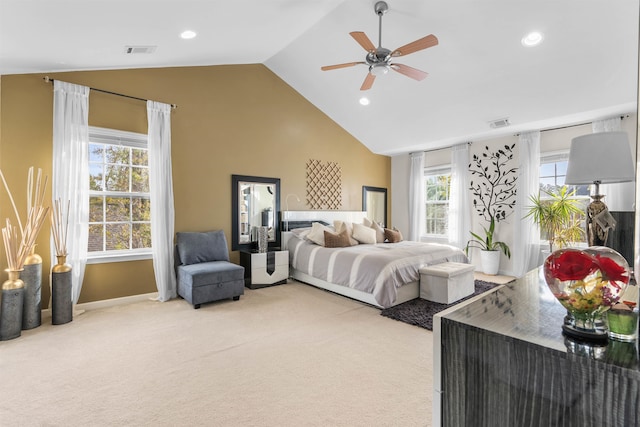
[565,131,634,246]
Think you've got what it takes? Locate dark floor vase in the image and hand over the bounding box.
[22,252,42,330]
[51,256,72,325]
[0,270,25,340]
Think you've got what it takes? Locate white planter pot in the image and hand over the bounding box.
[480,250,500,275]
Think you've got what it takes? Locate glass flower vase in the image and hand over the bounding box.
[544,246,630,342]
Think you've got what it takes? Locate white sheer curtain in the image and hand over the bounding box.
[513,130,541,276]
[52,81,90,304]
[147,101,176,301]
[448,143,471,249]
[592,117,635,211]
[408,152,425,241]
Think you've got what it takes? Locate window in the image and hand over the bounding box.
[539,152,589,244]
[539,152,590,197]
[424,167,451,236]
[88,127,152,263]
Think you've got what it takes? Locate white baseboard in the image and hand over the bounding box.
[41,292,159,318]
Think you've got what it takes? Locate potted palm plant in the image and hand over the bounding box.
[525,186,585,252]
[466,144,518,275]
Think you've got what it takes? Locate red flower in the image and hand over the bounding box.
[594,254,629,284]
[545,250,597,282]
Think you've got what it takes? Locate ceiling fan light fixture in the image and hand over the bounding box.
[370,64,390,76]
[521,31,543,47]
[359,97,370,106]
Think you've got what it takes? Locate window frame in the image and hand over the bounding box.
[538,150,590,247]
[423,165,452,238]
[86,126,153,264]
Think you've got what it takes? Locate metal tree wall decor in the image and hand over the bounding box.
[469,144,518,223]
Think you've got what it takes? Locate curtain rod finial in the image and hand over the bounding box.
[43,76,51,83]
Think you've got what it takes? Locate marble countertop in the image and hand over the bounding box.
[438,268,640,371]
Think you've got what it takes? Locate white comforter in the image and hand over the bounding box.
[288,236,468,307]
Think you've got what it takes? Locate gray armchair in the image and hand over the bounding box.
[175,230,244,309]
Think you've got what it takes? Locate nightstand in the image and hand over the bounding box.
[239,250,289,289]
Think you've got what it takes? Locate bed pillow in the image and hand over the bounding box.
[384,227,403,243]
[352,223,377,244]
[291,227,311,239]
[306,222,334,246]
[324,229,351,248]
[371,221,385,243]
[361,217,385,243]
[333,220,359,246]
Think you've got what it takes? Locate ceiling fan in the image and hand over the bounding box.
[321,1,438,91]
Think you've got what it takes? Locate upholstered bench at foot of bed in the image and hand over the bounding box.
[419,262,475,304]
[177,261,245,309]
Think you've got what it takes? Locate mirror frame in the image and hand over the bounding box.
[231,174,281,252]
[362,186,388,227]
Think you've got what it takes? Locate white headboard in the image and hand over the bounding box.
[280,210,367,250]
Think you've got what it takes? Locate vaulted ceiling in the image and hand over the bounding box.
[1,0,638,155]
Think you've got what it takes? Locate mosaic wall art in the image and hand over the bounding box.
[306,159,342,210]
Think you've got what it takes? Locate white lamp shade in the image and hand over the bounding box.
[565,131,635,185]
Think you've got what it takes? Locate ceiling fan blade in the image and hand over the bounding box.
[360,72,375,91]
[391,34,438,57]
[321,62,365,71]
[391,63,428,81]
[350,31,376,53]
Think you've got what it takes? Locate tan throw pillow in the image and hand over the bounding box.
[324,229,351,248]
[333,220,359,246]
[353,223,377,244]
[362,217,373,227]
[384,227,403,243]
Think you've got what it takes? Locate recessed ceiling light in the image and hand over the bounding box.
[521,31,543,47]
[359,97,370,106]
[180,30,197,40]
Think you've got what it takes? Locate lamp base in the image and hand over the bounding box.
[586,194,608,246]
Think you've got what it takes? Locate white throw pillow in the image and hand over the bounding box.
[352,223,377,244]
[306,222,333,246]
[370,221,385,243]
[291,227,311,239]
[361,217,384,243]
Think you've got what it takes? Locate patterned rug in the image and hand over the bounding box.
[380,280,501,330]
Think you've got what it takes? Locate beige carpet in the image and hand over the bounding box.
[0,281,434,427]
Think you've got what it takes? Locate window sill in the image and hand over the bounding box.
[87,251,153,264]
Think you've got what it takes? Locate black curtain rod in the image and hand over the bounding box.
[43,76,177,109]
[411,141,471,156]
[516,114,630,136]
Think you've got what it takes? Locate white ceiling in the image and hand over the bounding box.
[1,0,638,156]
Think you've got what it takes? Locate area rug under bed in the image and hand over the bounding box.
[380,280,502,330]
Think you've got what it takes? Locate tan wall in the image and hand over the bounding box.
[0,64,391,306]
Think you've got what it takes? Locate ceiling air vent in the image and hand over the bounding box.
[124,45,157,54]
[489,117,510,129]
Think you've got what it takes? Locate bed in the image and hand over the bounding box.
[281,211,469,308]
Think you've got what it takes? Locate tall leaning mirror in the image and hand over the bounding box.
[231,175,281,251]
[362,186,388,227]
